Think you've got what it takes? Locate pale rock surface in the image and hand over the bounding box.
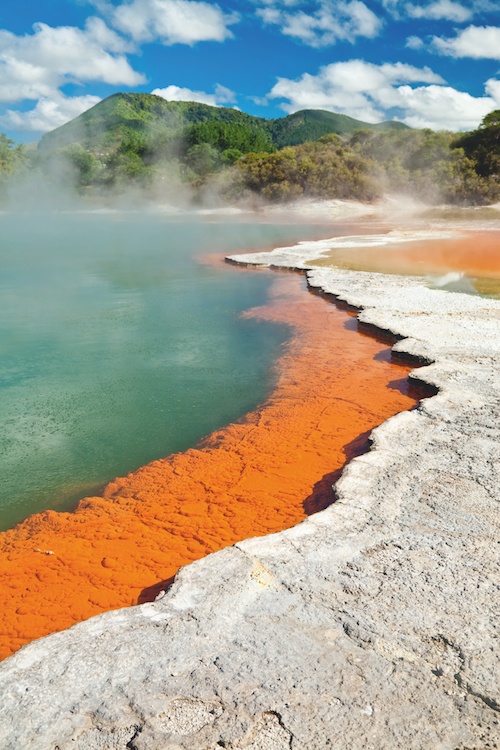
[0,233,499,749]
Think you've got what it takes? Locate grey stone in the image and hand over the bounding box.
[0,230,499,750]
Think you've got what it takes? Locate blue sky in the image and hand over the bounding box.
[1,0,500,141]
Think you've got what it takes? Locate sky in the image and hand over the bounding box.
[1,0,500,142]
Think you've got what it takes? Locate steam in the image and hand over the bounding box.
[431,271,464,287]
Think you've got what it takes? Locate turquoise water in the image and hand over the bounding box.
[0,212,329,530]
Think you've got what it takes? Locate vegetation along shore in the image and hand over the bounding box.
[2,95,500,208]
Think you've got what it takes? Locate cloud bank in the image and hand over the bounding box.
[109,0,237,45]
[431,25,500,59]
[0,93,102,133]
[0,17,143,133]
[0,18,142,103]
[267,60,500,130]
[257,0,381,48]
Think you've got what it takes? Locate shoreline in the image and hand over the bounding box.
[0,213,499,748]
[0,239,418,659]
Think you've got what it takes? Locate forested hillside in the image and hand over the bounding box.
[1,94,500,206]
[269,109,408,148]
[38,93,274,153]
[38,93,406,154]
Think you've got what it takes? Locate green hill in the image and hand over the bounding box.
[38,93,409,154]
[269,109,408,148]
[38,93,273,154]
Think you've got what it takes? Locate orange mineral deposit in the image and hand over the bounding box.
[312,231,500,280]
[0,266,424,659]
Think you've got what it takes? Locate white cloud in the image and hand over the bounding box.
[152,83,236,106]
[0,93,102,133]
[393,85,494,129]
[484,77,500,104]
[257,0,381,48]
[405,1,473,22]
[110,0,237,45]
[0,18,144,103]
[432,25,500,59]
[268,60,443,120]
[259,8,282,24]
[377,0,410,19]
[83,15,134,53]
[378,0,494,20]
[267,60,495,130]
[256,0,303,6]
[406,34,425,49]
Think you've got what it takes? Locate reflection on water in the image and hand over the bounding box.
[0,213,334,529]
[309,230,500,298]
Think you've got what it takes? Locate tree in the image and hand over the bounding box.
[453,110,500,179]
[185,143,220,177]
[106,151,155,186]
[230,139,380,203]
[0,133,27,176]
[184,121,274,156]
[479,110,500,129]
[62,144,102,186]
[221,148,243,165]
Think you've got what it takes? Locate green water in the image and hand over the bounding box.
[0,212,332,530]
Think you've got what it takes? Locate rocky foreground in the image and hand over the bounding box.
[0,234,499,749]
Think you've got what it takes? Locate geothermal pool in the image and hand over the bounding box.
[0,212,339,530]
[0,212,422,659]
[2,216,498,659]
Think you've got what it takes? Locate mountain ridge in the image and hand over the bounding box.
[38,92,409,153]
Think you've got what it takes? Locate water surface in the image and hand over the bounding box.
[0,212,331,529]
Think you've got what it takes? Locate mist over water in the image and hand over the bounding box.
[0,212,331,530]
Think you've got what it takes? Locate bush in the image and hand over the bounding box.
[229,140,381,203]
